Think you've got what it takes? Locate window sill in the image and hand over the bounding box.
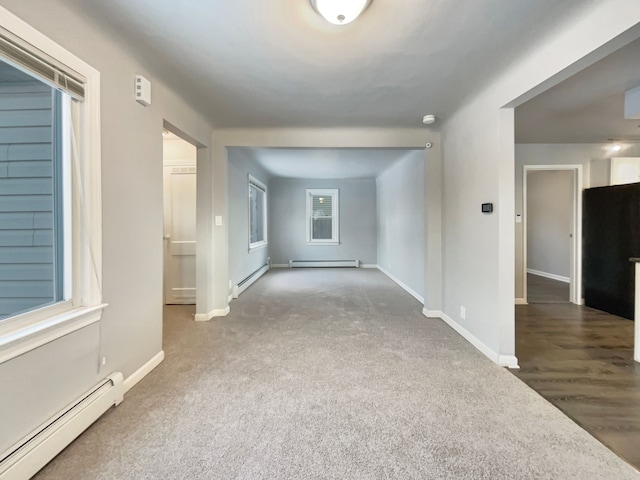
[0,303,107,365]
[249,242,268,252]
[306,241,340,246]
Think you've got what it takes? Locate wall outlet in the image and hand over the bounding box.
[228,280,232,289]
[101,356,107,366]
[460,306,466,320]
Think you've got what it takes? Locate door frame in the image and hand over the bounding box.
[523,164,583,305]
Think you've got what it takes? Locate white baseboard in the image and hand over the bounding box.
[422,308,519,369]
[234,264,269,298]
[360,264,378,269]
[0,373,124,480]
[515,298,528,305]
[194,306,230,321]
[271,264,289,268]
[228,294,233,303]
[377,266,424,304]
[527,268,570,284]
[123,351,164,394]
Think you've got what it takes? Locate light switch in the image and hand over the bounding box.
[215,216,223,226]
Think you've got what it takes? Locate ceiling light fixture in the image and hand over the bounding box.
[310,0,372,25]
[611,144,622,152]
[422,115,436,125]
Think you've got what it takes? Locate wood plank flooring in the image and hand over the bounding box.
[527,273,570,303]
[513,302,640,470]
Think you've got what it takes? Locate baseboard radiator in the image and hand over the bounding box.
[232,262,270,298]
[289,259,360,268]
[0,373,124,480]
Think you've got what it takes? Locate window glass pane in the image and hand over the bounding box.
[249,183,264,244]
[312,195,332,217]
[0,61,62,320]
[312,218,333,240]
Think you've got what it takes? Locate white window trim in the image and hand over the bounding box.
[248,175,268,251]
[0,7,104,365]
[306,188,339,246]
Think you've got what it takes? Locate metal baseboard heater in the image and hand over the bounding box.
[232,262,270,298]
[289,260,360,268]
[0,373,124,480]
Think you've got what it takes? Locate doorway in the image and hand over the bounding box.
[523,165,582,305]
[163,130,197,304]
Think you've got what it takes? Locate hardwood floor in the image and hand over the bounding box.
[527,273,570,303]
[513,303,640,470]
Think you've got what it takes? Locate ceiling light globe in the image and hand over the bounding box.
[310,0,372,25]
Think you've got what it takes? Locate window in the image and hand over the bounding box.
[0,15,102,364]
[249,175,267,250]
[306,189,339,245]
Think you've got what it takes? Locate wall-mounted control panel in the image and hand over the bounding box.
[481,203,493,213]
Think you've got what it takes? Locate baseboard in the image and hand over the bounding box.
[194,306,230,321]
[234,264,269,298]
[422,308,519,368]
[289,259,359,268]
[0,373,123,480]
[377,266,424,304]
[123,351,165,394]
[360,264,378,269]
[515,298,528,305]
[271,264,289,268]
[527,268,570,284]
[228,294,233,303]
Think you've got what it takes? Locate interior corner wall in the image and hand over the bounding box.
[441,1,640,365]
[269,178,377,265]
[0,0,215,453]
[376,151,425,299]
[228,149,271,285]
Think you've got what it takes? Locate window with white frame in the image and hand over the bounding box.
[306,189,339,245]
[249,175,267,250]
[0,15,102,363]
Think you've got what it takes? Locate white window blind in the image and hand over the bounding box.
[306,189,339,245]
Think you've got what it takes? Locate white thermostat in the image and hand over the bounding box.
[135,75,151,106]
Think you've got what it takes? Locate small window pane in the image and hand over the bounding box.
[249,183,265,245]
[312,218,332,239]
[0,61,63,321]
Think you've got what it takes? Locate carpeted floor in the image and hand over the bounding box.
[34,269,638,479]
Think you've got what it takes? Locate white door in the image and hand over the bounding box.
[163,165,196,304]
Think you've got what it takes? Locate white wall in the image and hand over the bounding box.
[527,170,573,279]
[440,1,640,367]
[228,148,271,285]
[0,0,215,454]
[269,177,377,265]
[377,150,425,300]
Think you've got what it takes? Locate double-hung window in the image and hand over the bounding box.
[0,15,102,364]
[306,189,339,245]
[248,175,267,250]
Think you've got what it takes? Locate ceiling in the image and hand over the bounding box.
[516,35,640,143]
[235,148,420,179]
[58,0,595,129]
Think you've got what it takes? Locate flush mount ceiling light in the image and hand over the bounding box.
[310,0,372,25]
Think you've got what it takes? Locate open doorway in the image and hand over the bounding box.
[162,129,197,305]
[523,165,582,305]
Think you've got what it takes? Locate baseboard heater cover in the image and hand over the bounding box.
[289,260,360,268]
[0,372,124,480]
[233,263,270,298]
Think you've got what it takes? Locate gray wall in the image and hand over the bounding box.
[377,151,424,298]
[269,178,377,265]
[526,170,573,278]
[0,0,215,454]
[228,148,271,285]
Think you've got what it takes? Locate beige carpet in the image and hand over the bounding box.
[35,269,638,479]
